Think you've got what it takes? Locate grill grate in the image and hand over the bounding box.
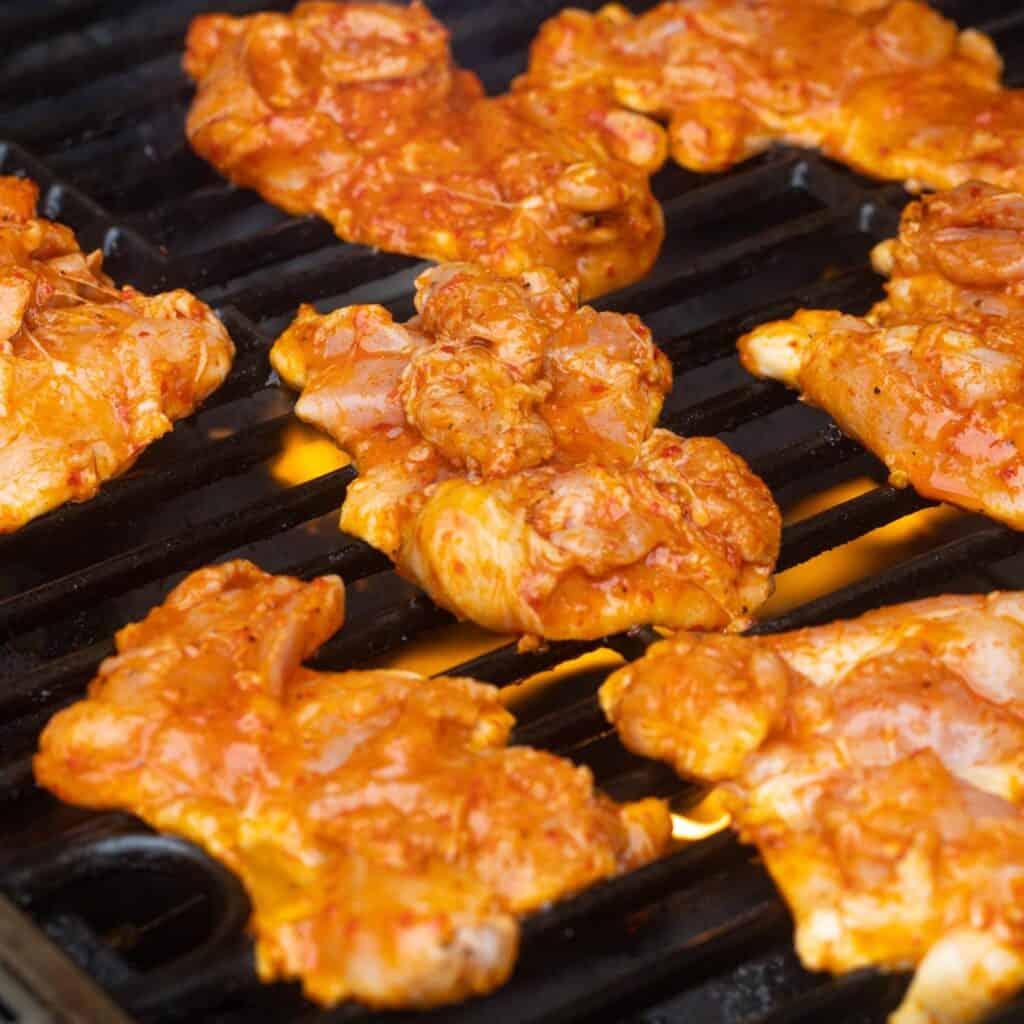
[4,2,1024,1022]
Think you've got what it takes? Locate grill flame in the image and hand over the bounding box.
[761,477,964,617]
[270,423,350,485]
[671,792,731,841]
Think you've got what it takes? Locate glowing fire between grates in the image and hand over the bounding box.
[261,425,967,852]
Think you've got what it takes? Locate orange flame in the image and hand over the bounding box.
[270,423,350,486]
[761,478,964,617]
[671,791,731,842]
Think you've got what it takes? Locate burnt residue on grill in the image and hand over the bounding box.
[3,2,1024,1023]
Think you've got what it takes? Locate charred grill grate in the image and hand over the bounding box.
[4,1,1024,1022]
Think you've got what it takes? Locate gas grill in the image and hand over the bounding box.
[4,1,1024,1022]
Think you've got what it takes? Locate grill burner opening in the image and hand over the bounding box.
[10,835,249,976]
[5,1,1024,1023]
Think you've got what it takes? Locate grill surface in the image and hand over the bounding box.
[4,2,1024,1022]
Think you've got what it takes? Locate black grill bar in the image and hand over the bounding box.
[0,412,287,559]
[0,141,166,281]
[754,522,1024,634]
[439,894,790,1024]
[3,834,245,928]
[0,1,111,50]
[776,485,934,572]
[450,640,608,687]
[664,379,794,437]
[0,468,355,638]
[200,246,421,321]
[648,152,808,228]
[183,216,339,290]
[136,184,260,244]
[754,970,908,1024]
[524,831,747,944]
[6,55,189,151]
[5,3,1024,1024]
[0,641,111,724]
[313,592,455,669]
[980,995,1024,1024]
[0,1,292,103]
[659,264,881,373]
[599,204,860,320]
[0,548,396,733]
[752,425,866,491]
[446,627,655,688]
[512,693,609,752]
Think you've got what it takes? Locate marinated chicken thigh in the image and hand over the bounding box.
[271,263,780,639]
[184,1,665,299]
[528,0,1024,192]
[36,561,671,1009]
[600,592,1024,1024]
[0,177,234,531]
[740,181,1024,530]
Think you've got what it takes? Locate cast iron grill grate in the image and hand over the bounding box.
[3,2,1024,1022]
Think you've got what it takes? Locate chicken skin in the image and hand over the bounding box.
[740,181,1024,531]
[183,2,666,300]
[600,592,1024,1024]
[0,176,234,532]
[35,560,671,1009]
[527,0,1024,192]
[271,263,780,639]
